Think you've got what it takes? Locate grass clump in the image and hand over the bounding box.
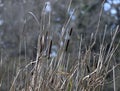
[9,24,120,91]
[1,1,120,91]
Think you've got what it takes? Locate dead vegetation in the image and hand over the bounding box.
[0,1,120,91]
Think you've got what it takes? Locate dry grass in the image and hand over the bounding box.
[8,25,120,91]
[0,1,120,91]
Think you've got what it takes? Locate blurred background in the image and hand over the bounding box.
[0,0,120,60]
[0,0,120,91]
